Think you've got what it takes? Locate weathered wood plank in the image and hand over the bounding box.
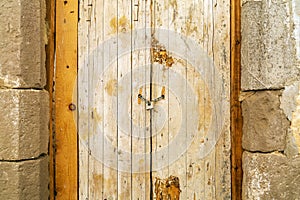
[230,0,243,199]
[88,0,105,199]
[213,0,231,199]
[102,0,119,199]
[202,2,216,199]
[131,0,151,198]
[78,0,89,198]
[55,0,78,199]
[116,0,133,199]
[45,0,55,198]
[78,0,231,199]
[150,1,174,198]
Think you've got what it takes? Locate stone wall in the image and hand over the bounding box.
[0,0,49,199]
[241,0,300,199]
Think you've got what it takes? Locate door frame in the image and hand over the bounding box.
[49,0,242,199]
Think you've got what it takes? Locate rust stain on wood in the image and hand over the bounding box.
[105,79,118,96]
[169,0,178,23]
[152,38,174,67]
[186,6,198,36]
[110,15,131,34]
[92,107,102,122]
[155,175,181,200]
[92,173,103,190]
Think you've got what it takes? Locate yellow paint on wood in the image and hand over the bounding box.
[55,0,78,199]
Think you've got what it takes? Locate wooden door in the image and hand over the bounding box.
[78,0,230,199]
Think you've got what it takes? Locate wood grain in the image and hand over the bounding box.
[230,0,243,200]
[45,0,55,199]
[55,0,78,199]
[78,0,231,199]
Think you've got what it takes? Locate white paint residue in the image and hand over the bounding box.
[293,0,300,59]
[249,170,271,200]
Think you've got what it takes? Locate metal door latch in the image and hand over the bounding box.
[133,1,139,21]
[138,86,165,110]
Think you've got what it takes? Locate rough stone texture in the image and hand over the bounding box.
[242,152,300,200]
[0,0,46,88]
[289,84,300,156]
[241,0,300,90]
[0,156,49,200]
[281,82,300,157]
[280,82,300,121]
[242,90,290,152]
[292,0,300,59]
[0,89,49,160]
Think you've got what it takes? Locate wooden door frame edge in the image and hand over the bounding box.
[230,0,243,200]
[53,0,78,199]
[46,0,56,199]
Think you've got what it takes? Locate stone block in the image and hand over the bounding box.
[241,0,300,90]
[0,89,49,160]
[0,156,49,200]
[243,152,300,200]
[0,0,46,88]
[242,91,289,152]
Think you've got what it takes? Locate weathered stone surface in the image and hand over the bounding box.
[281,82,300,157]
[241,0,300,90]
[289,84,300,156]
[0,0,46,88]
[0,156,49,200]
[242,91,289,152]
[243,152,300,200]
[292,0,300,60]
[0,89,49,160]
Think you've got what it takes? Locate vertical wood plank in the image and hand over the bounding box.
[165,0,189,199]
[230,0,243,199]
[151,1,172,196]
[185,2,207,199]
[87,0,105,199]
[45,0,56,199]
[116,1,133,199]
[203,2,216,198]
[213,0,232,199]
[131,0,151,198]
[78,0,89,198]
[55,0,78,199]
[103,0,119,199]
[78,0,231,199]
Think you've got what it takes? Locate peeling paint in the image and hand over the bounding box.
[155,175,181,200]
[152,38,174,67]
